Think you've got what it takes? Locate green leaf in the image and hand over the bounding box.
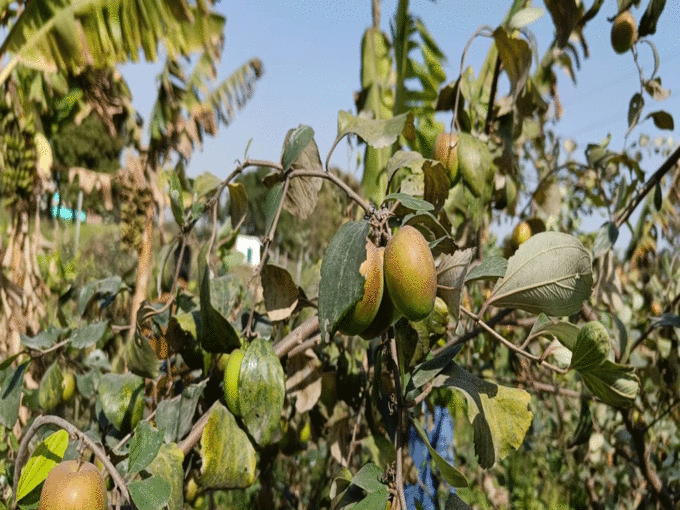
[432,363,533,469]
[581,360,639,408]
[227,182,248,229]
[128,421,164,474]
[488,232,593,316]
[437,248,475,320]
[0,361,25,426]
[281,125,315,173]
[385,150,425,184]
[239,338,286,446]
[465,256,507,283]
[337,110,414,150]
[69,321,108,348]
[352,489,389,510]
[445,492,474,510]
[264,182,284,235]
[155,381,206,443]
[200,403,256,489]
[646,110,674,130]
[318,221,371,340]
[169,171,185,227]
[77,276,123,316]
[527,313,579,350]
[129,476,171,510]
[20,327,66,350]
[410,416,468,487]
[97,373,144,433]
[146,443,185,510]
[261,265,299,321]
[125,331,160,379]
[351,463,386,494]
[194,171,222,200]
[627,93,644,136]
[16,430,69,502]
[38,362,63,412]
[508,7,544,29]
[592,222,619,259]
[383,192,434,211]
[571,321,611,372]
[197,244,240,352]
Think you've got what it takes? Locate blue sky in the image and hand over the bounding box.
[120,0,679,234]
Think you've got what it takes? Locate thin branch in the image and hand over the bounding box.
[484,56,502,135]
[615,143,680,228]
[273,316,320,357]
[287,169,372,212]
[388,336,408,510]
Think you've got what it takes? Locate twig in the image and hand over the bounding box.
[287,334,322,359]
[286,169,371,212]
[484,56,502,135]
[388,336,408,510]
[13,416,130,507]
[273,316,320,358]
[622,410,674,510]
[461,307,568,374]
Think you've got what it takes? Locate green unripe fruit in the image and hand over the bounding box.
[61,371,76,403]
[384,226,437,321]
[299,417,311,444]
[39,461,107,510]
[434,132,459,185]
[611,11,637,54]
[224,349,245,416]
[185,477,199,503]
[338,241,384,335]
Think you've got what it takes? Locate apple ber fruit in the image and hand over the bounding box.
[384,226,437,321]
[39,460,107,510]
[223,349,245,416]
[611,11,637,54]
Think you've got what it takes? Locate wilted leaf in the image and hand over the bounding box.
[644,77,671,101]
[543,0,580,47]
[432,363,532,468]
[16,430,69,502]
[627,93,644,136]
[261,265,299,321]
[146,443,185,510]
[422,160,450,212]
[200,402,256,489]
[493,27,532,99]
[639,0,666,37]
[286,349,323,414]
[646,110,674,130]
[239,338,286,446]
[488,232,593,316]
[169,171,185,226]
[437,249,475,320]
[318,221,371,340]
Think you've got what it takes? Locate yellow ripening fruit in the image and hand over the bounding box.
[223,349,245,416]
[384,226,437,321]
[512,221,532,247]
[434,132,459,185]
[338,240,384,335]
[39,461,107,510]
[611,11,637,54]
[61,371,76,403]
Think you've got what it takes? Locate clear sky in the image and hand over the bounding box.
[121,0,679,234]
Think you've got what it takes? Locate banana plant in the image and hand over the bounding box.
[357,0,447,204]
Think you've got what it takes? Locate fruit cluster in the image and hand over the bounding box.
[0,101,38,201]
[339,225,437,339]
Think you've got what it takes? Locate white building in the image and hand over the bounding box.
[235,235,262,266]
